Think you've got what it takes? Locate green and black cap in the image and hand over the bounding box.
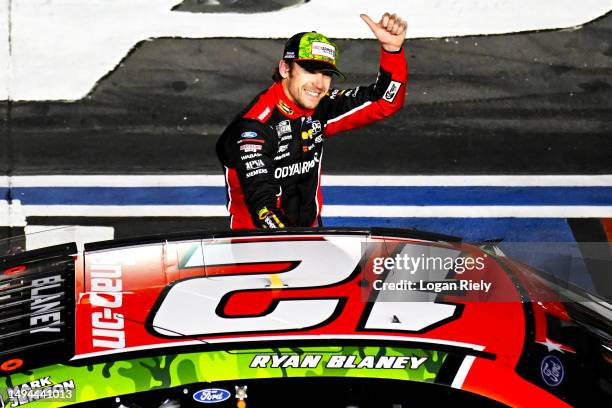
[283,32,345,79]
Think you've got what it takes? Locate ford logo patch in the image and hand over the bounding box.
[193,388,231,404]
[241,131,258,138]
[540,355,564,387]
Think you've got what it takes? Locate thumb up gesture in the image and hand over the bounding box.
[361,13,407,52]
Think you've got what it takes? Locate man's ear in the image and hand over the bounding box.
[278,59,290,79]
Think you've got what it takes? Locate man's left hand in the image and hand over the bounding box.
[360,12,407,52]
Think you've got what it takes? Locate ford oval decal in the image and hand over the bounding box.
[241,131,258,138]
[193,388,231,404]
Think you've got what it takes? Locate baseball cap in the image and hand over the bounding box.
[282,32,345,79]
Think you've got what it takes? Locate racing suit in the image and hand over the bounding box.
[216,47,407,229]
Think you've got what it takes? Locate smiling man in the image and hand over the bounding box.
[217,13,408,229]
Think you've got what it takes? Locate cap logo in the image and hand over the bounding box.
[311,42,335,61]
[284,51,295,59]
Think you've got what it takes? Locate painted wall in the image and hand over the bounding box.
[1,0,611,100]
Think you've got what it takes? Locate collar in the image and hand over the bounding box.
[271,82,314,119]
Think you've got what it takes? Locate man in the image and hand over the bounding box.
[217,13,407,229]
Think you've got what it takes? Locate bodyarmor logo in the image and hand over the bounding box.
[274,159,316,179]
[311,42,335,60]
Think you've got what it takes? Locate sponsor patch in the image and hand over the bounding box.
[240,144,262,153]
[277,100,294,115]
[311,41,336,60]
[257,106,271,121]
[280,134,292,141]
[275,120,291,136]
[314,135,323,143]
[89,263,125,350]
[241,131,258,139]
[278,144,289,153]
[312,120,322,133]
[235,386,248,401]
[246,168,268,178]
[245,159,265,171]
[383,80,402,103]
[274,159,317,178]
[240,153,262,160]
[284,51,295,59]
[541,355,564,387]
[274,152,290,161]
[193,388,231,404]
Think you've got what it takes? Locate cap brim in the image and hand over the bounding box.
[295,60,346,80]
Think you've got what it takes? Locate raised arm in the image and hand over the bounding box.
[321,13,408,137]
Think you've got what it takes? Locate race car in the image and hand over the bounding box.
[1,228,610,407]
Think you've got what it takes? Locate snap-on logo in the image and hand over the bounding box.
[193,388,231,403]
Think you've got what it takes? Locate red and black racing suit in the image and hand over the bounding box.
[216,47,407,229]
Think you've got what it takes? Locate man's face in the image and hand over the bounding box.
[280,61,332,110]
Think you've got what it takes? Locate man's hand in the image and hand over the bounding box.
[361,13,407,52]
[257,206,288,229]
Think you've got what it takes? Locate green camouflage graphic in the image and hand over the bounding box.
[0,346,447,407]
[298,32,338,64]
